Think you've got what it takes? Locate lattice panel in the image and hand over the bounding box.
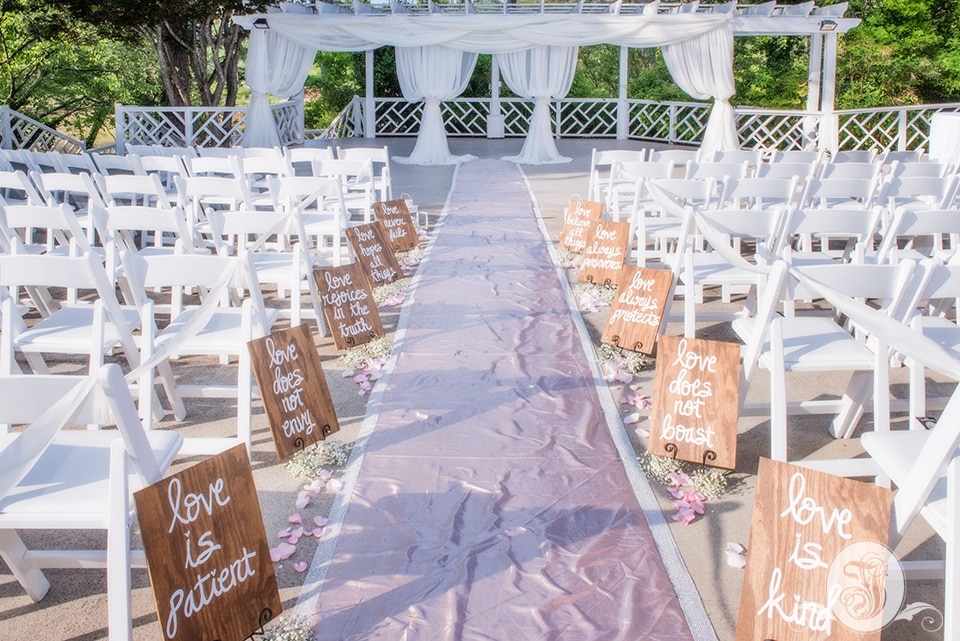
[376,100,422,136]
[123,110,190,147]
[1,107,84,153]
[738,112,813,151]
[628,102,672,140]
[272,101,303,146]
[191,111,245,148]
[500,101,535,136]
[838,110,900,151]
[557,100,617,138]
[442,100,489,136]
[672,105,709,144]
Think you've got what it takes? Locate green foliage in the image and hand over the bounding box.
[733,37,808,109]
[304,52,363,129]
[0,0,161,145]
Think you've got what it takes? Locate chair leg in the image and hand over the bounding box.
[0,530,50,602]
[108,441,134,641]
[831,371,871,439]
[909,360,928,423]
[946,457,959,641]
[769,320,789,462]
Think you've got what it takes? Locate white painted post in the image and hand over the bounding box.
[114,104,126,154]
[820,32,840,154]
[487,55,505,138]
[805,33,823,150]
[0,106,10,150]
[365,49,376,139]
[617,46,629,140]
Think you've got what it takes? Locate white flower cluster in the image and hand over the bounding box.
[597,343,648,375]
[284,439,351,479]
[337,337,395,370]
[638,452,731,501]
[259,615,315,641]
[373,281,410,305]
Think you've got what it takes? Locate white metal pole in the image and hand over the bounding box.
[365,49,376,139]
[488,55,505,138]
[617,46,629,140]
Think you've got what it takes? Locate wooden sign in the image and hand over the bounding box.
[601,266,673,355]
[314,262,384,351]
[373,199,420,253]
[559,199,603,254]
[248,324,340,460]
[577,220,630,285]
[346,221,403,285]
[736,458,893,641]
[135,444,282,641]
[649,335,739,469]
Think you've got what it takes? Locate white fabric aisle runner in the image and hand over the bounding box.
[297,159,715,640]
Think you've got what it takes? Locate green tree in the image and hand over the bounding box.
[0,0,161,145]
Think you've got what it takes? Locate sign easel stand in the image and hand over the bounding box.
[229,607,275,641]
[663,442,719,468]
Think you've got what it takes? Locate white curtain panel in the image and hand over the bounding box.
[661,23,738,155]
[243,29,317,148]
[496,46,578,165]
[235,13,738,159]
[394,45,479,165]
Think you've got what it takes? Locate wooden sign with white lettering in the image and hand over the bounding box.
[373,199,420,253]
[314,263,384,351]
[346,221,403,285]
[559,199,603,254]
[578,220,630,286]
[649,335,739,469]
[248,324,340,460]
[736,458,892,641]
[601,266,673,355]
[135,444,282,641]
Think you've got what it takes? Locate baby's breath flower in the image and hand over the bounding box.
[373,281,409,305]
[285,440,351,479]
[260,615,315,641]
[338,337,395,370]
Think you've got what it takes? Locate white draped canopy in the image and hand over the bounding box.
[236,12,738,163]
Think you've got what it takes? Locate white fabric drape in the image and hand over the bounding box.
[496,46,578,165]
[393,45,479,165]
[243,28,317,148]
[661,23,738,156]
[234,13,737,162]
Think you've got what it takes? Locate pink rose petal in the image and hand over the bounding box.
[277,527,292,540]
[623,412,641,425]
[318,470,332,481]
[313,515,328,527]
[295,496,311,510]
[289,512,302,525]
[634,426,650,439]
[342,369,355,378]
[326,479,343,492]
[293,561,309,572]
[311,527,325,537]
[270,542,297,562]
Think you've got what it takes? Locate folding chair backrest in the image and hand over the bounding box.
[800,176,879,209]
[721,176,800,209]
[778,206,881,258]
[876,208,960,263]
[97,173,172,208]
[32,171,106,212]
[286,146,335,176]
[0,170,44,206]
[1,203,92,255]
[184,154,241,178]
[52,152,97,175]
[819,161,879,180]
[92,153,144,177]
[755,161,817,180]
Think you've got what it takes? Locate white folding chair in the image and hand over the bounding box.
[337,145,394,201]
[268,175,349,266]
[0,363,183,641]
[0,252,144,377]
[587,148,647,202]
[733,258,921,462]
[876,207,960,264]
[285,146,335,177]
[119,251,279,455]
[91,153,144,177]
[799,176,882,210]
[50,151,98,175]
[0,170,45,207]
[776,205,883,266]
[314,157,376,223]
[96,173,173,209]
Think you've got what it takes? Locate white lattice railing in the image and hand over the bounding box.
[115,98,303,152]
[307,96,960,153]
[0,106,86,153]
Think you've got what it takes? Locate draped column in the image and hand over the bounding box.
[662,23,739,156]
[496,46,578,165]
[243,28,317,148]
[393,45,479,165]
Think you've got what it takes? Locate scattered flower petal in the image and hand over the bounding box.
[288,513,302,525]
[725,542,747,568]
[623,412,641,425]
[293,561,309,573]
[270,542,297,562]
[277,528,292,540]
[326,478,344,492]
[633,426,650,439]
[311,527,325,537]
[313,515,328,527]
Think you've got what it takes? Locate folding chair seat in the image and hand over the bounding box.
[314,158,376,223]
[337,145,394,201]
[0,252,143,377]
[207,208,324,331]
[776,206,882,266]
[587,148,647,202]
[799,176,882,210]
[268,175,349,266]
[0,170,44,207]
[733,258,921,463]
[50,151,98,175]
[285,146,335,177]
[119,251,279,455]
[665,205,786,336]
[875,207,960,264]
[95,173,173,209]
[91,153,144,177]
[0,363,182,641]
[818,161,880,180]
[755,160,817,180]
